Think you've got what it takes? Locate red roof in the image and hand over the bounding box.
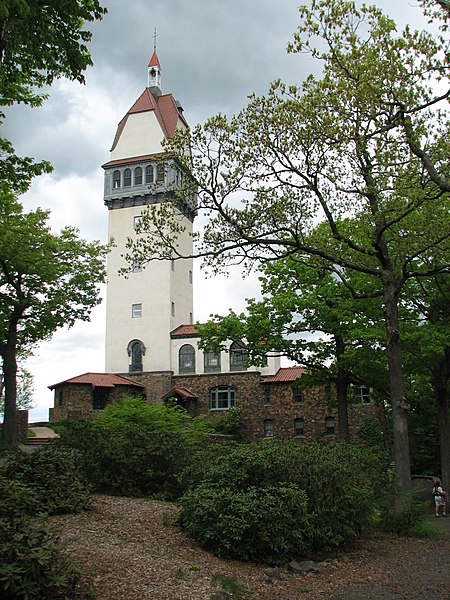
[263,366,306,383]
[148,51,160,68]
[102,152,166,170]
[48,372,145,390]
[171,324,200,338]
[162,386,197,400]
[110,89,188,152]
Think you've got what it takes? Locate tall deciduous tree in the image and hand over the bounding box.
[129,0,450,503]
[0,194,106,449]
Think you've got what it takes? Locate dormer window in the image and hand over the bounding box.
[112,170,121,189]
[124,168,132,187]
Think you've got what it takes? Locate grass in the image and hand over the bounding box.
[407,520,442,539]
[27,429,36,438]
[211,574,247,599]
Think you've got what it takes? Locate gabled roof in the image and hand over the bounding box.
[263,366,306,384]
[162,386,198,401]
[171,324,200,338]
[110,88,188,152]
[48,372,145,390]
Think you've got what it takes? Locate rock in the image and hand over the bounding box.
[288,560,320,574]
[210,592,230,600]
[263,567,282,582]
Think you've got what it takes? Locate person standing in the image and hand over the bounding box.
[433,479,446,517]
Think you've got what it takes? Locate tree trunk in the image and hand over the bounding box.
[1,323,19,450]
[431,347,450,489]
[382,277,411,503]
[335,334,350,441]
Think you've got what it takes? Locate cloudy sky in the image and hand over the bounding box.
[3,0,430,421]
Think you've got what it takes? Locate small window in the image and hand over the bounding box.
[293,387,303,403]
[189,312,193,324]
[171,259,175,271]
[179,344,195,373]
[264,419,274,438]
[171,302,175,317]
[294,418,304,437]
[134,166,143,185]
[123,168,132,187]
[230,341,247,371]
[58,390,63,407]
[325,416,335,436]
[92,387,108,410]
[204,349,221,373]
[130,341,143,372]
[133,216,142,229]
[264,385,271,405]
[210,386,235,410]
[189,270,193,284]
[132,259,142,273]
[353,385,371,404]
[112,170,121,189]
[132,303,142,318]
[156,163,165,183]
[145,165,154,184]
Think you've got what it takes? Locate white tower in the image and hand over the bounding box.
[103,51,194,374]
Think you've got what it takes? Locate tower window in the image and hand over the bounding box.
[189,270,193,284]
[171,302,175,316]
[204,349,221,373]
[145,165,154,184]
[134,167,143,185]
[156,163,165,183]
[179,344,195,373]
[133,216,142,229]
[210,386,235,410]
[124,168,132,187]
[130,340,144,372]
[112,170,121,189]
[132,258,142,273]
[230,341,247,371]
[132,303,142,318]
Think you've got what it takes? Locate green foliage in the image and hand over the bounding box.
[376,487,429,535]
[210,574,247,598]
[180,483,310,564]
[0,476,94,600]
[179,441,387,561]
[57,415,198,499]
[1,445,92,515]
[206,406,243,435]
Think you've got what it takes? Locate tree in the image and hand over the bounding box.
[0,363,34,416]
[199,253,388,441]
[128,0,450,503]
[0,194,107,449]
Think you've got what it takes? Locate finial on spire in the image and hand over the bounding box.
[153,27,157,53]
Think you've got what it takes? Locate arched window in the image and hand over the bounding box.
[325,416,336,436]
[230,341,247,371]
[112,170,121,189]
[204,348,221,372]
[134,166,142,185]
[210,386,235,410]
[179,344,195,373]
[145,165,154,184]
[123,168,132,187]
[294,418,304,437]
[156,162,165,183]
[127,339,145,372]
[264,419,274,438]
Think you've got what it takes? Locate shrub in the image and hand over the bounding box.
[179,441,388,560]
[1,445,92,515]
[0,476,94,600]
[179,483,310,563]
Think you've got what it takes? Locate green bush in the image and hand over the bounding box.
[0,476,94,600]
[179,441,388,560]
[58,418,197,499]
[179,483,310,563]
[1,445,92,515]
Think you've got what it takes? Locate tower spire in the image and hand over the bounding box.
[148,29,161,96]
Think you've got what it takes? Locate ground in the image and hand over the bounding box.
[51,495,450,600]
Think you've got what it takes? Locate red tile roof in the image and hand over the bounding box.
[102,152,166,170]
[48,373,145,390]
[263,366,306,383]
[162,386,197,400]
[110,89,188,152]
[148,51,160,68]
[171,324,200,338]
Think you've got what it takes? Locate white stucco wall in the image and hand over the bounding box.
[111,112,165,161]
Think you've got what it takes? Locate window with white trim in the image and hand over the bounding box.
[132,303,142,318]
[179,344,195,373]
[230,340,247,371]
[210,386,235,410]
[263,419,274,438]
[112,170,121,189]
[145,165,154,184]
[134,166,143,185]
[352,385,372,404]
[132,258,142,272]
[123,168,132,187]
[204,349,221,373]
[133,216,142,229]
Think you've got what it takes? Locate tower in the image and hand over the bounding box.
[103,51,194,374]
